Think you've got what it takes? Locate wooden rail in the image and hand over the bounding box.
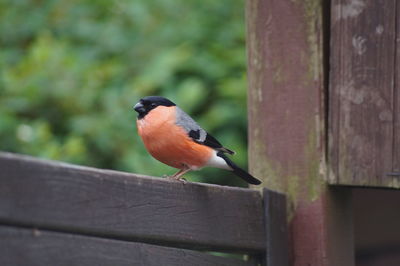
[0,152,288,265]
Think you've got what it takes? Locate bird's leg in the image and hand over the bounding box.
[168,165,191,183]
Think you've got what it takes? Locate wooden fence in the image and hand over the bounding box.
[0,152,288,266]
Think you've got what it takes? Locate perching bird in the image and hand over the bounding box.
[133,96,261,185]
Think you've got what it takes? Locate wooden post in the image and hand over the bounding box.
[263,188,288,266]
[246,0,354,265]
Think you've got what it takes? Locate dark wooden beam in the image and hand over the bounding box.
[0,225,256,266]
[263,188,288,266]
[0,152,265,253]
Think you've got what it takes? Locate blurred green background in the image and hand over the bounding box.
[0,0,249,186]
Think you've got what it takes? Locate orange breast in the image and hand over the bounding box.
[136,106,213,170]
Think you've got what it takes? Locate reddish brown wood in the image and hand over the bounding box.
[246,0,325,191]
[329,0,398,187]
[246,0,355,265]
[289,188,354,266]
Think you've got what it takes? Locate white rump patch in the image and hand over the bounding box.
[205,151,232,170]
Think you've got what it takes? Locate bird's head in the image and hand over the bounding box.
[133,96,176,119]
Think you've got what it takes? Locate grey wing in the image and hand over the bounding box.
[175,107,235,155]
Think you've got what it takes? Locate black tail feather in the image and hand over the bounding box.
[220,147,235,155]
[217,152,262,185]
[232,166,262,185]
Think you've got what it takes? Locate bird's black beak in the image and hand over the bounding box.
[133,102,145,113]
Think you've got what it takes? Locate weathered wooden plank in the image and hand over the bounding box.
[0,225,257,266]
[0,152,265,253]
[329,0,397,187]
[263,188,288,266]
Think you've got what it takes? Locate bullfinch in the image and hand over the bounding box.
[133,96,261,185]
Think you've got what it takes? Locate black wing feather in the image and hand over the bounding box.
[175,107,234,155]
[188,130,235,155]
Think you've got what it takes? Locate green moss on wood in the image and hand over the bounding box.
[304,124,324,201]
[303,0,323,84]
[387,178,400,189]
[249,127,284,192]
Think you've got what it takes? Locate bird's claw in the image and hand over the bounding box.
[178,177,187,184]
[163,175,187,184]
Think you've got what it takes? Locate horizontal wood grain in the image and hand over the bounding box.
[0,225,256,266]
[0,152,265,253]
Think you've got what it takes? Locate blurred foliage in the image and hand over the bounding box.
[0,0,250,186]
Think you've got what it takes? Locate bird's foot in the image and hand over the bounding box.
[164,174,187,184]
[177,177,187,184]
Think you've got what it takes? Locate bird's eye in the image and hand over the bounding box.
[151,103,157,108]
